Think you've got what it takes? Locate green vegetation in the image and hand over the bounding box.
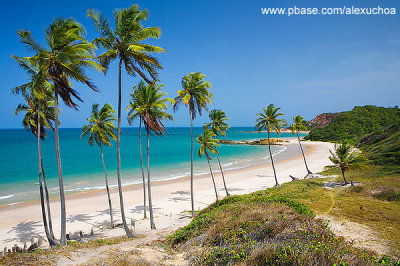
[167,165,400,264]
[306,106,400,143]
[358,122,400,165]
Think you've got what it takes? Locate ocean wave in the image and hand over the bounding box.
[0,194,14,200]
[8,201,22,206]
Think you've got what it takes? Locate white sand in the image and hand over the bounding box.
[0,140,334,249]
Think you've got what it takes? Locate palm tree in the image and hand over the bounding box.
[327,142,365,185]
[127,82,148,219]
[12,52,57,246]
[81,103,117,228]
[131,82,173,229]
[197,128,220,202]
[88,5,165,237]
[173,72,213,217]
[256,104,287,186]
[291,115,312,176]
[205,109,230,196]
[16,18,102,245]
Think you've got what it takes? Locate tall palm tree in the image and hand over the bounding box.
[197,128,220,202]
[132,82,173,229]
[327,142,365,185]
[291,115,312,176]
[173,72,213,217]
[127,81,148,219]
[81,103,117,228]
[88,5,165,237]
[256,104,287,186]
[205,109,230,196]
[17,18,102,245]
[12,52,57,246]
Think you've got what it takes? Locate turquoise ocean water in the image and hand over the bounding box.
[0,127,305,205]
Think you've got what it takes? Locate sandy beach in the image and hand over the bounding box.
[0,140,334,249]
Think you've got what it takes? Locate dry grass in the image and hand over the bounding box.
[168,196,380,265]
[266,165,400,255]
[0,236,135,266]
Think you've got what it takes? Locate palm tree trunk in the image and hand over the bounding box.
[37,105,56,247]
[216,153,229,196]
[297,132,312,175]
[100,143,113,228]
[190,110,194,217]
[268,131,279,186]
[117,59,134,238]
[146,128,156,229]
[207,159,218,202]
[139,117,147,218]
[341,168,349,184]
[41,159,55,240]
[54,89,67,245]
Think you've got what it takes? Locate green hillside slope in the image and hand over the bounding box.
[305,106,400,143]
[358,122,400,165]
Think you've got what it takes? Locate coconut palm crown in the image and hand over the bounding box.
[205,109,230,137]
[256,104,287,134]
[81,103,117,146]
[197,128,220,160]
[173,72,213,118]
[87,5,165,82]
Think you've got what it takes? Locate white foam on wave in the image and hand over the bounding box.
[0,194,14,200]
[8,201,22,206]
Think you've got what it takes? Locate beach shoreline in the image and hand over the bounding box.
[0,140,333,248]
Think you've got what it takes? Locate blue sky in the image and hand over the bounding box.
[1,0,399,128]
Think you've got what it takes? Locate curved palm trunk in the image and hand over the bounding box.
[207,159,218,202]
[117,59,134,238]
[37,106,56,247]
[190,111,194,217]
[139,117,147,218]
[54,90,67,245]
[100,144,113,228]
[146,129,156,229]
[341,168,349,184]
[268,131,279,186]
[297,132,312,175]
[41,159,55,240]
[216,153,229,196]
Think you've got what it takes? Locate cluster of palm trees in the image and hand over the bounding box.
[255,104,312,186]
[11,4,325,248]
[12,3,226,245]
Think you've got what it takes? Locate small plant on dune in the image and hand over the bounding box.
[326,141,366,185]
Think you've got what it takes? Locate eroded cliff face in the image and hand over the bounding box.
[308,113,339,129]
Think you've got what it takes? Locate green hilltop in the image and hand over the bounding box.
[305,105,400,143]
